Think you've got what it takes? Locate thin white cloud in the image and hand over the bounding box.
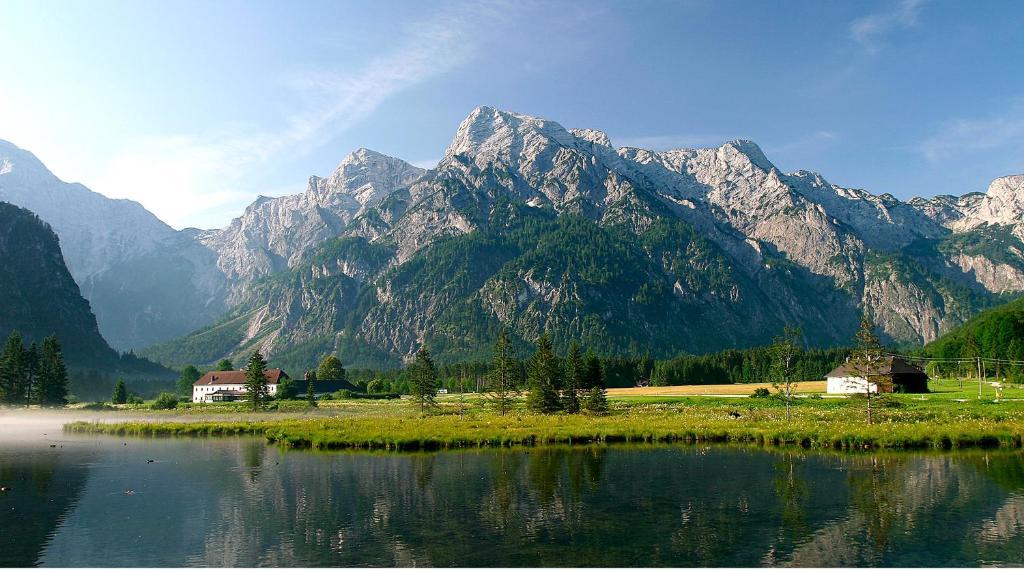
[850,0,928,54]
[770,131,840,157]
[917,99,1024,163]
[92,2,510,229]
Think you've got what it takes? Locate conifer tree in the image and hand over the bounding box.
[563,342,583,413]
[409,346,439,414]
[24,343,39,405]
[216,358,234,371]
[111,379,128,404]
[305,370,317,407]
[39,336,68,406]
[487,329,517,415]
[176,365,202,398]
[244,350,270,411]
[526,333,562,414]
[0,331,27,404]
[582,352,608,414]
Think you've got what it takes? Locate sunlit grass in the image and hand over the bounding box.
[64,383,1024,452]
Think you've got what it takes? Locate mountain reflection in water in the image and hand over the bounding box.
[3,436,1024,567]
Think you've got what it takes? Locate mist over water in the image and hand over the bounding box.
[2,426,1024,567]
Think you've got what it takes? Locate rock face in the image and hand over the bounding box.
[198,149,424,290]
[0,201,117,364]
[0,140,228,350]
[7,108,1024,366]
[144,107,1024,369]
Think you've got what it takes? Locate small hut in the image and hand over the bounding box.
[825,356,928,394]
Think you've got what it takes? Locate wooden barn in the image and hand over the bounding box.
[825,356,929,394]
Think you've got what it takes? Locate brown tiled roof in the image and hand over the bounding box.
[194,369,288,386]
[826,356,925,379]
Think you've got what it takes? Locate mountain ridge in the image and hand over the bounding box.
[4,107,1024,367]
[140,107,1024,369]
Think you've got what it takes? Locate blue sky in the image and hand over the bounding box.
[1,0,1022,229]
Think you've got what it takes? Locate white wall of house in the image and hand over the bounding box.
[192,383,279,403]
[826,376,878,394]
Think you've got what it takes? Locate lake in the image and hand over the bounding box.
[2,428,1024,567]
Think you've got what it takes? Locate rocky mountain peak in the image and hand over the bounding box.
[315,148,424,207]
[444,106,577,163]
[569,128,612,147]
[719,139,775,173]
[0,139,58,184]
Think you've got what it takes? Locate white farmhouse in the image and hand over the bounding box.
[192,369,289,403]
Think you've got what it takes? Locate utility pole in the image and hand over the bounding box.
[978,357,984,399]
[459,366,465,420]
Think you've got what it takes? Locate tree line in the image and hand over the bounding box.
[0,331,70,406]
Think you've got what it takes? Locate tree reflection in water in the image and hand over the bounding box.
[13,439,1024,567]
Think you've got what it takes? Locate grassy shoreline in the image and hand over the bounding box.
[63,390,1024,452]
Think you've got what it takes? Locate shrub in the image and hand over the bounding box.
[151,392,179,410]
[127,394,145,405]
[276,379,298,400]
[751,388,771,398]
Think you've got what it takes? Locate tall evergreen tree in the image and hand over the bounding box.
[526,333,562,414]
[176,365,202,397]
[24,343,39,405]
[0,332,27,405]
[582,352,608,414]
[487,329,517,415]
[408,347,439,414]
[1008,338,1024,383]
[39,336,69,406]
[563,342,583,413]
[244,350,270,411]
[111,379,128,404]
[317,355,346,381]
[305,370,317,407]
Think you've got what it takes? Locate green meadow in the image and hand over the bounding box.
[64,379,1024,452]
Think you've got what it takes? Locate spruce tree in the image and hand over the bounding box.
[409,347,439,414]
[582,352,608,414]
[111,379,128,404]
[176,365,202,398]
[25,343,39,405]
[305,370,317,407]
[39,336,68,406]
[244,350,270,411]
[487,329,517,415]
[563,342,583,413]
[0,332,27,405]
[526,333,562,414]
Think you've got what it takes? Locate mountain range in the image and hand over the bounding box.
[3,107,1024,369]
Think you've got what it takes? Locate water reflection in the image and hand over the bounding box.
[4,438,1024,567]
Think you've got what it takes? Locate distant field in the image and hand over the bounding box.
[607,380,826,397]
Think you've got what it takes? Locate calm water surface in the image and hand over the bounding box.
[2,428,1024,567]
